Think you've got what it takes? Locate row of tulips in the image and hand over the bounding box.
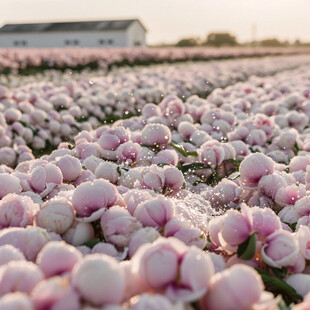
[1,55,310,168]
[1,46,310,75]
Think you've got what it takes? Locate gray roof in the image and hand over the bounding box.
[0,19,147,33]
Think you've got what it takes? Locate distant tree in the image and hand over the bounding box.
[204,32,238,47]
[259,38,285,47]
[294,39,302,46]
[176,38,199,47]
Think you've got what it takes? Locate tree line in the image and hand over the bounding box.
[175,33,310,48]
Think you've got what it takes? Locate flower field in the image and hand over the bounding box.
[1,49,310,309]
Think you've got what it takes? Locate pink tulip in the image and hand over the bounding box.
[219,203,253,252]
[152,149,178,166]
[101,206,142,248]
[30,163,63,194]
[128,227,161,257]
[278,205,300,224]
[296,225,310,260]
[35,197,75,234]
[32,276,81,310]
[239,153,274,189]
[130,293,175,310]
[0,147,16,167]
[203,264,264,310]
[165,246,214,302]
[140,123,171,147]
[0,226,58,261]
[163,165,184,190]
[141,103,162,118]
[57,155,82,181]
[229,140,250,160]
[261,230,299,268]
[134,196,175,228]
[62,221,95,246]
[0,292,33,310]
[72,254,125,306]
[212,180,242,208]
[163,96,185,120]
[0,194,39,228]
[72,179,120,217]
[199,140,225,168]
[0,261,43,295]
[208,215,226,251]
[285,274,310,297]
[0,244,25,266]
[275,184,306,206]
[164,218,206,249]
[76,142,100,160]
[257,174,287,200]
[123,189,155,215]
[178,121,196,141]
[36,241,82,277]
[72,169,96,187]
[295,196,310,216]
[91,242,127,261]
[138,164,165,192]
[116,141,141,164]
[251,206,282,241]
[287,251,306,274]
[0,173,21,199]
[290,155,310,172]
[132,237,187,290]
[208,252,226,273]
[95,161,120,184]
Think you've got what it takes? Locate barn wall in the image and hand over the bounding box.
[126,21,147,47]
[0,30,130,48]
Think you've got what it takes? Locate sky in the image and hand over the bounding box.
[0,0,309,45]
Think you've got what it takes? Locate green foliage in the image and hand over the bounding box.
[259,38,286,47]
[255,268,303,304]
[205,32,238,47]
[168,141,198,157]
[176,38,199,47]
[237,232,257,260]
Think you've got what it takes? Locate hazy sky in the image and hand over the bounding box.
[0,0,309,44]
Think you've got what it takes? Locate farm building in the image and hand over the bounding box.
[0,19,147,48]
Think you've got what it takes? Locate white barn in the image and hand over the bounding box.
[0,19,147,48]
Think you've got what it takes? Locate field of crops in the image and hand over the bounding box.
[1,48,310,309]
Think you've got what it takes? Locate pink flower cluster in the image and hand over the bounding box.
[1,46,309,75]
[1,54,310,308]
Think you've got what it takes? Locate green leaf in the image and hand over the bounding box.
[255,268,303,302]
[72,124,80,131]
[117,166,122,175]
[228,174,240,180]
[168,142,198,157]
[237,232,257,260]
[177,162,210,173]
[83,239,101,249]
[293,142,300,155]
[190,301,200,310]
[157,163,171,168]
[226,158,240,168]
[269,267,287,279]
[283,222,297,232]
